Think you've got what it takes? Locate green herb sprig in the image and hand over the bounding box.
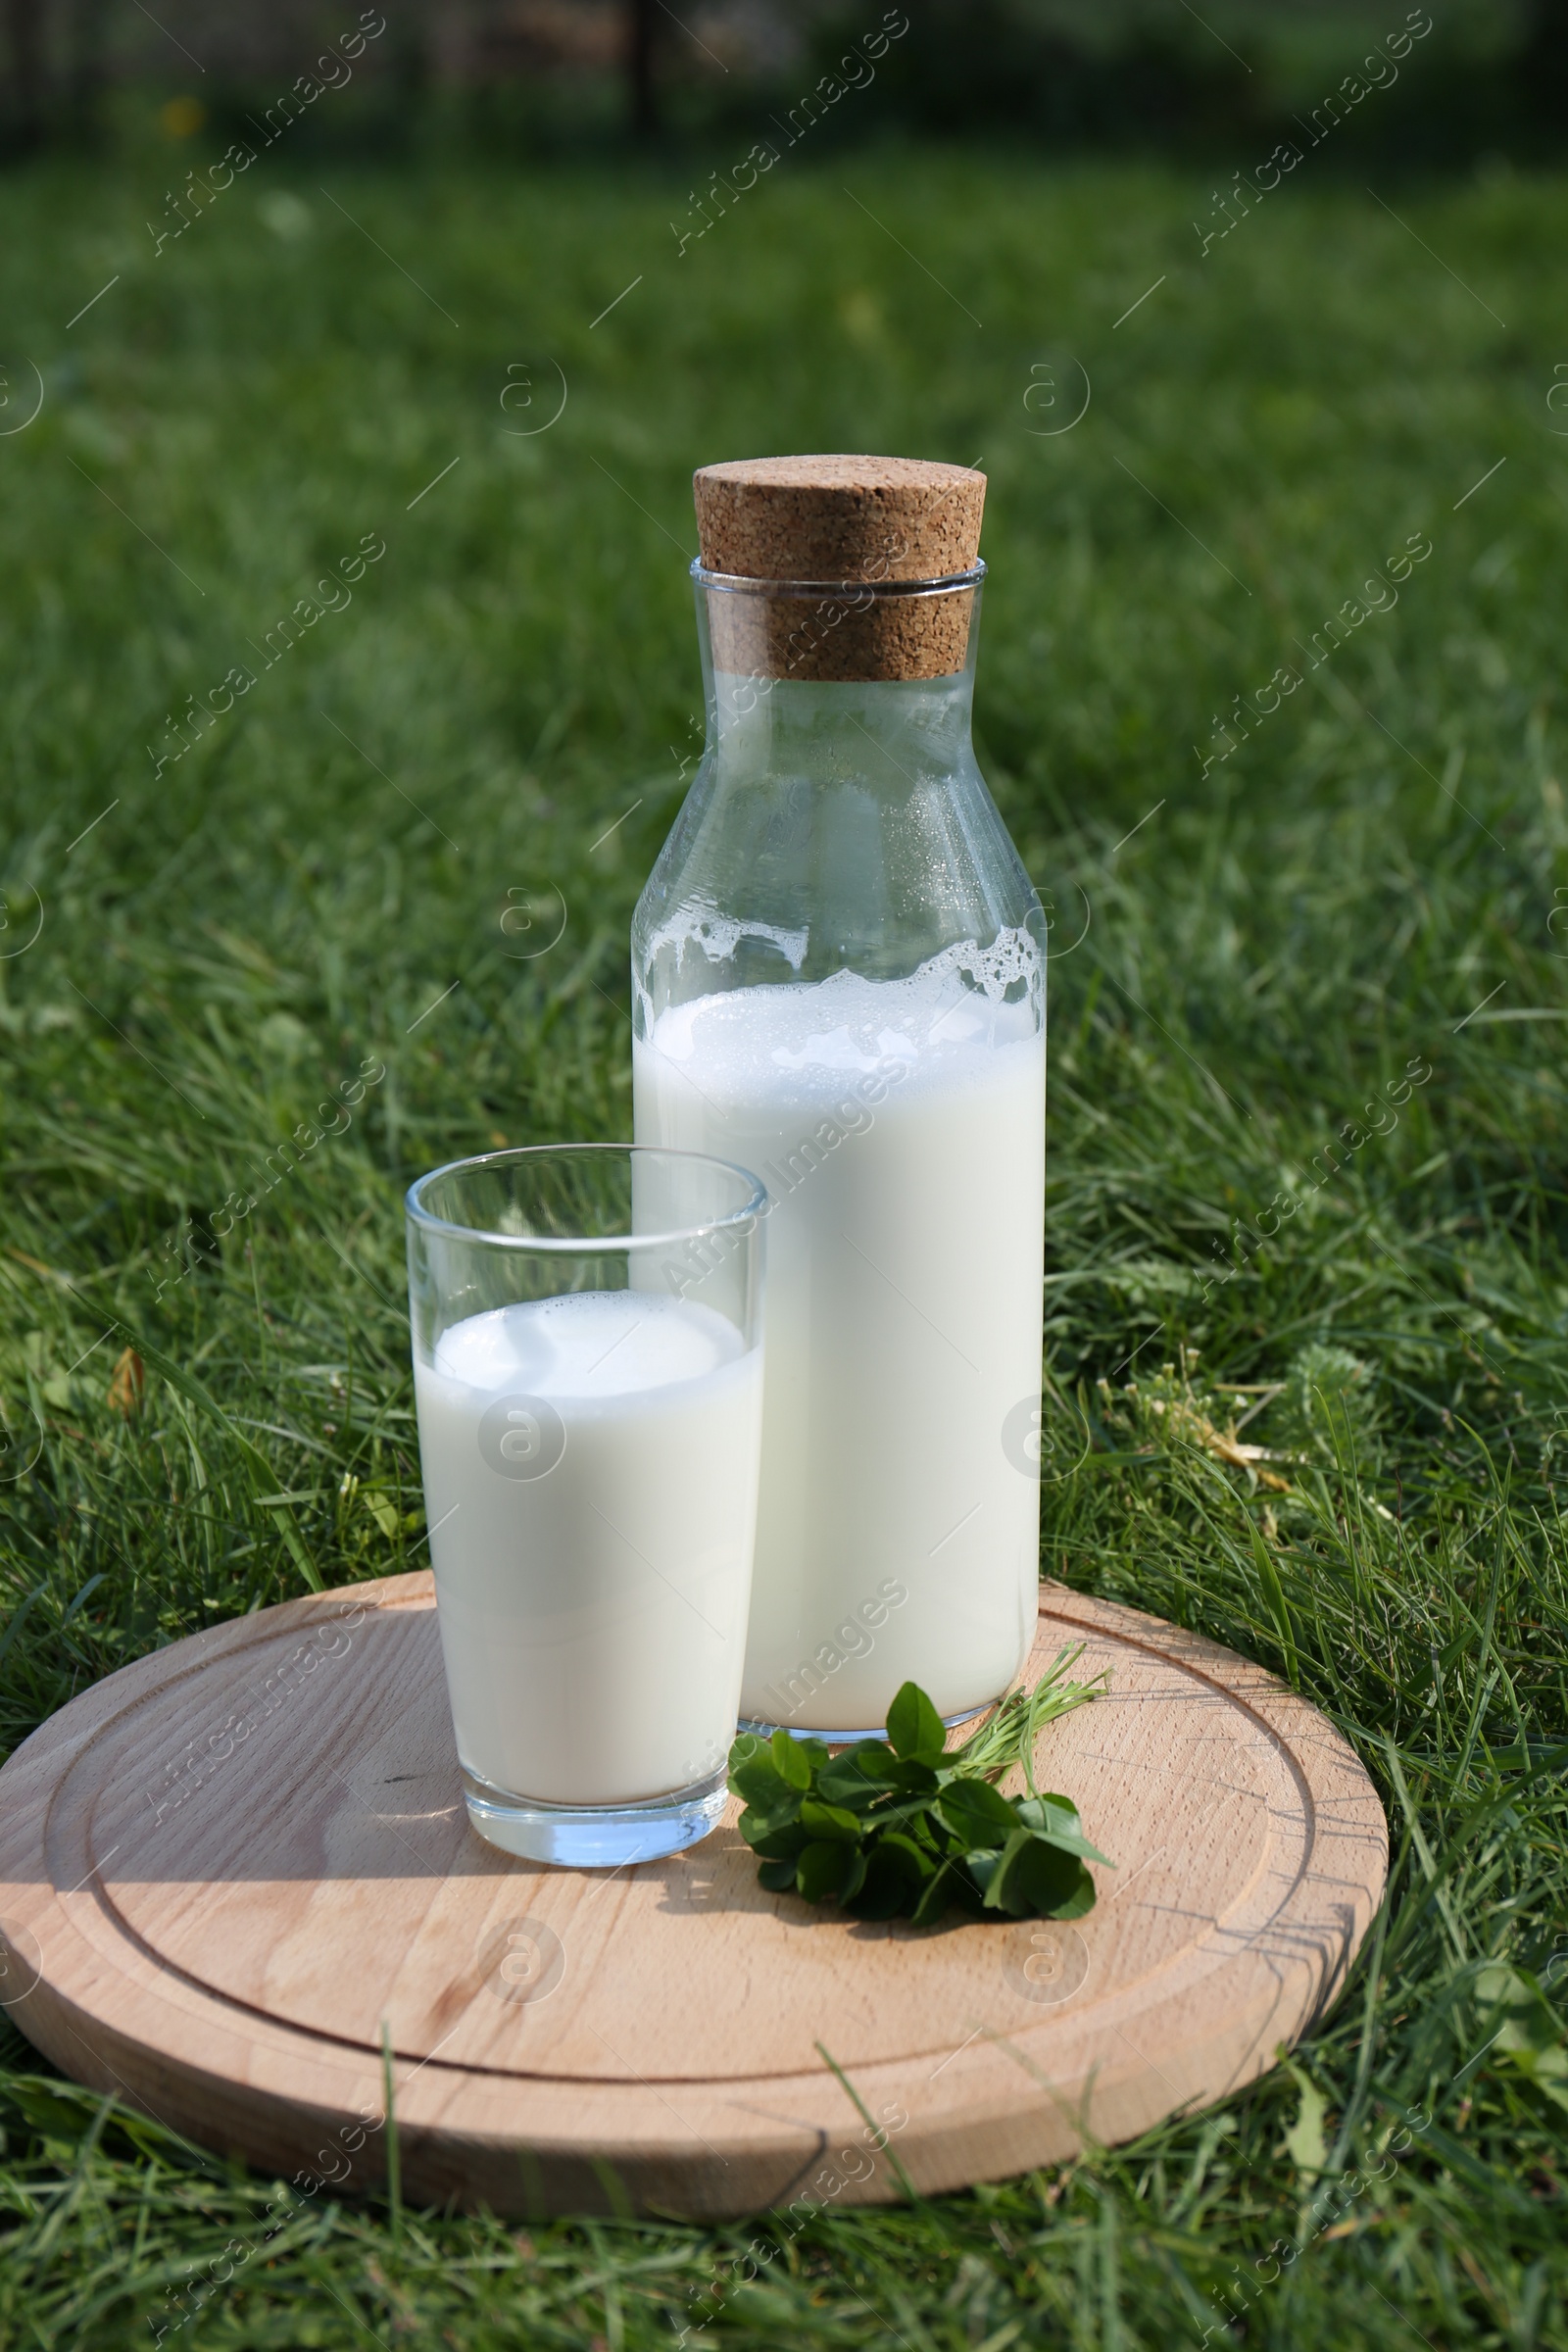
[728,1644,1112,1925]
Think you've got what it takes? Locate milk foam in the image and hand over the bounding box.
[433,1292,742,1398]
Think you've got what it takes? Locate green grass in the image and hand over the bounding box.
[1,132,1566,2348]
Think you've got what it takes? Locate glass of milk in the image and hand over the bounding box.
[633,458,1047,1741]
[406,1145,765,1866]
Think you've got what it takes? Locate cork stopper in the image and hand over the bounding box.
[692,455,985,684]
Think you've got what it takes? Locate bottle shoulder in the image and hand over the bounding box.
[632,745,1043,1002]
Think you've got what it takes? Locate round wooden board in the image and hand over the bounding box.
[0,1572,1386,2219]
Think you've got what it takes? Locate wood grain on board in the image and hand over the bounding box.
[0,1572,1386,2218]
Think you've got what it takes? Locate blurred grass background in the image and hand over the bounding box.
[4,0,1568,160]
[1,33,1567,2351]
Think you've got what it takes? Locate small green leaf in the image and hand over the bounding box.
[1015,1793,1114,1868]
[1047,1863,1098,1920]
[770,1730,813,1788]
[980,1827,1034,1912]
[1281,2070,1329,2177]
[845,1843,919,1920]
[986,1831,1089,1918]
[937,1776,1020,1848]
[796,1840,864,1903]
[731,1755,790,1810]
[1016,1790,1079,1835]
[886,1681,947,1763]
[757,1857,799,1893]
[742,1816,808,1859]
[908,1859,959,1927]
[871,1829,936,1878]
[363,1487,399,1540]
[815,1757,886,1810]
[927,1808,974,1860]
[799,1797,862,1844]
[889,1799,945,1848]
[965,1846,1003,1899]
[948,1862,992,1916]
[736,1788,802,1837]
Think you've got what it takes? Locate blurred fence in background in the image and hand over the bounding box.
[2,0,1565,160]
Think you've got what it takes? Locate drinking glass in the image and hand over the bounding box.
[406,1145,765,1865]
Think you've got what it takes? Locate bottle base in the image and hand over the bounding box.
[461,1765,728,1866]
[736,1699,993,1746]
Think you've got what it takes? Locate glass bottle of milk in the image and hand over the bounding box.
[632,456,1045,1738]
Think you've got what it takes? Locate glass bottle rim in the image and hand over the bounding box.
[691,560,985,601]
[405,1143,767,1255]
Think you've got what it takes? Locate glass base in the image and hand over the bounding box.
[736,1699,993,1745]
[461,1764,728,1866]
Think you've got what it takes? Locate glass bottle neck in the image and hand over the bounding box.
[704,664,979,792]
[694,564,984,791]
